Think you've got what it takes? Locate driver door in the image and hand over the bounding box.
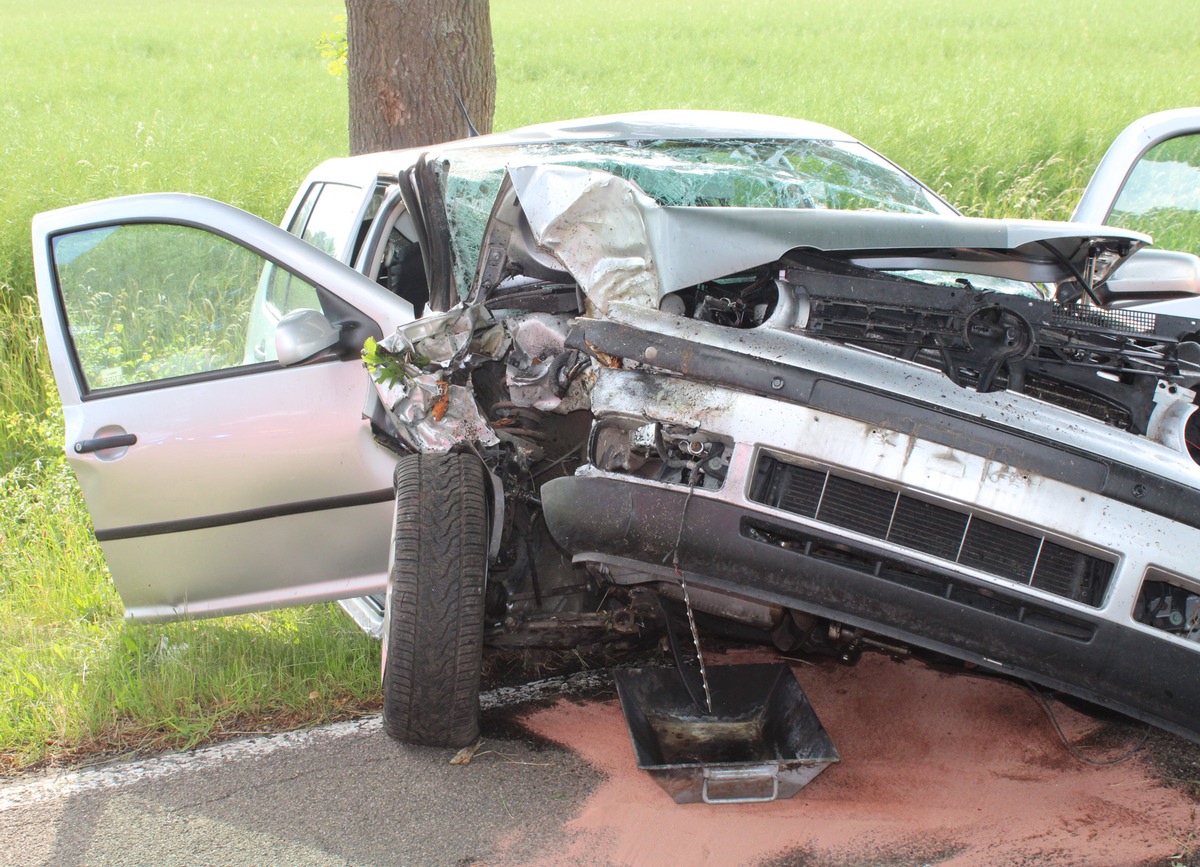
[34,194,414,621]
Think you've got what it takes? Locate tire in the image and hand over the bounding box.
[381,452,488,747]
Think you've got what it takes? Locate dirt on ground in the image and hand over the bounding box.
[517,648,1200,867]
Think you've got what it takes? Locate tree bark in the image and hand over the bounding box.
[346,0,495,156]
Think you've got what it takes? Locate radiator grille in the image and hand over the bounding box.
[888,497,969,561]
[750,454,1114,608]
[960,519,1042,583]
[1053,305,1158,334]
[819,476,895,538]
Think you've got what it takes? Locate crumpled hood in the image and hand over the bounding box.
[502,163,1150,313]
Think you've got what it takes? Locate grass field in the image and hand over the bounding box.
[2,0,1200,771]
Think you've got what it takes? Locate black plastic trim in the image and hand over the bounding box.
[412,155,455,312]
[74,433,138,454]
[94,488,395,542]
[541,474,1200,745]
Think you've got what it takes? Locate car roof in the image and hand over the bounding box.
[304,110,858,188]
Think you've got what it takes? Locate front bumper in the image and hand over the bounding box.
[542,361,1200,744]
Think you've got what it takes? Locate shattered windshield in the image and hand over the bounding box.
[433,139,952,297]
[887,269,1047,299]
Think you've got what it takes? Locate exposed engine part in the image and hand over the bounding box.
[772,611,864,664]
[491,400,548,462]
[781,253,1200,438]
[588,420,732,488]
[611,606,642,634]
[485,610,642,649]
[658,269,779,329]
[651,581,780,631]
[1135,576,1200,642]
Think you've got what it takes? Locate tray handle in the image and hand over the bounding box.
[701,766,780,804]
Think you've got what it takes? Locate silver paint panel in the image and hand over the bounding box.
[585,367,1200,647]
[33,194,412,620]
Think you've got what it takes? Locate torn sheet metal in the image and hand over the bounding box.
[370,305,506,452]
[390,304,509,368]
[505,164,1151,313]
[368,307,592,451]
[377,374,499,453]
[506,166,661,314]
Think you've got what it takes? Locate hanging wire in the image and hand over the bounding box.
[1025,681,1151,766]
[665,462,712,713]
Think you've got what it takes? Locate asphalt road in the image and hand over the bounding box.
[0,675,606,867]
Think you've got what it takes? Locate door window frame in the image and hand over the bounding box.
[44,216,378,402]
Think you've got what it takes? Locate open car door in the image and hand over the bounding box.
[33,194,414,621]
[1074,107,1200,315]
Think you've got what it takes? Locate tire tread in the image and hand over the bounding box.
[382,452,487,747]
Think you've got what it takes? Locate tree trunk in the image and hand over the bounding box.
[346,0,495,156]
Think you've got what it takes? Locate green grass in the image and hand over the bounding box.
[491,0,1200,221]
[0,0,373,771]
[2,0,1199,771]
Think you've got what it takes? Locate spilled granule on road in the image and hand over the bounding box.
[518,650,1198,866]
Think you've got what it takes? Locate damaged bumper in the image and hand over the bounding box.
[541,335,1200,742]
[361,147,1200,745]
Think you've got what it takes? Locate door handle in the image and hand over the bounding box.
[74,433,138,454]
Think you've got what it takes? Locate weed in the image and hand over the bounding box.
[1166,810,1199,866]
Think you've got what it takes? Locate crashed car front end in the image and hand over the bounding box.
[367,142,1200,745]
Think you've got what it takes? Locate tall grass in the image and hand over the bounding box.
[0,0,376,771]
[1,0,1198,770]
[490,0,1200,220]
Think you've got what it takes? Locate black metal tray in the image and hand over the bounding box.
[614,663,839,804]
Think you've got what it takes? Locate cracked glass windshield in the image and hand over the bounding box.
[434,139,953,296]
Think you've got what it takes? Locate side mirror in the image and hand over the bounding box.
[275,308,341,367]
[1097,249,1200,305]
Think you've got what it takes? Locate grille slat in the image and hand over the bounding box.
[816,476,897,538]
[751,454,1114,607]
[1032,542,1109,608]
[888,497,970,561]
[959,519,1042,583]
[776,465,825,518]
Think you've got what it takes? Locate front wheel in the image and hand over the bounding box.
[381,452,488,747]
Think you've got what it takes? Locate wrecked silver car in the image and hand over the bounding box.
[33,110,1200,749]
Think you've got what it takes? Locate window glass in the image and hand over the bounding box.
[297,182,365,259]
[1109,134,1200,256]
[265,259,321,313]
[286,183,322,235]
[886,269,1046,299]
[53,223,324,390]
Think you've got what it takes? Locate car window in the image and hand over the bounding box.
[885,269,1047,299]
[265,259,321,313]
[286,182,322,236]
[1107,133,1200,256]
[292,182,366,259]
[52,223,326,392]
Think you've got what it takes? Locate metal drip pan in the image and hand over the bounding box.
[614,663,839,804]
